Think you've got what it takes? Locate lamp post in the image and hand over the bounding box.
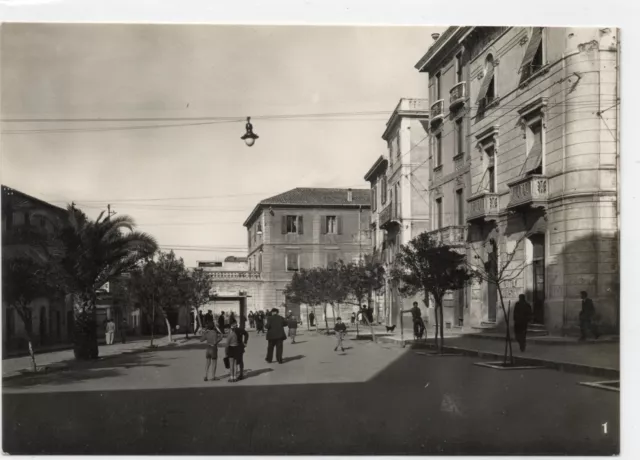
[241,117,259,147]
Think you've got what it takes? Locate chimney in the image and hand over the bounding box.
[347,188,353,202]
[431,32,440,41]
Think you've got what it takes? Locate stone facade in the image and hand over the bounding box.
[416,26,619,334]
[244,188,372,319]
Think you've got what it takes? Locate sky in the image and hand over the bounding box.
[1,23,441,267]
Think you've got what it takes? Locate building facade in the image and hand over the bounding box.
[415,26,619,334]
[244,188,371,320]
[2,185,72,353]
[365,98,431,327]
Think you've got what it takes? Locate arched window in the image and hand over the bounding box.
[476,54,496,111]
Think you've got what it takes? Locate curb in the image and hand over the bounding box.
[462,334,619,346]
[376,336,619,379]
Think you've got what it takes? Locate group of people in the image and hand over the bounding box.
[200,306,303,382]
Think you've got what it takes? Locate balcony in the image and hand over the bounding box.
[449,82,467,111]
[467,192,500,222]
[379,203,401,230]
[430,99,445,126]
[208,271,262,280]
[507,175,548,210]
[428,225,467,247]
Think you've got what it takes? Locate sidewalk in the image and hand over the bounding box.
[2,336,171,379]
[377,333,619,378]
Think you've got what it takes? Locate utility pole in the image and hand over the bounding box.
[107,204,116,221]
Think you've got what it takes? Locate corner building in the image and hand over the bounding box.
[415,27,619,334]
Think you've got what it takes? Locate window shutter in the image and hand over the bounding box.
[281,215,287,234]
[521,28,543,70]
[285,253,289,271]
[298,215,304,234]
[337,216,343,235]
[321,216,327,235]
[475,64,495,105]
[522,131,543,175]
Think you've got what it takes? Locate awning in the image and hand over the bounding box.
[521,28,543,70]
[476,64,495,105]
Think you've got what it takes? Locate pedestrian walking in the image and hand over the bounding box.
[287,313,299,344]
[229,312,237,327]
[218,311,226,335]
[225,322,249,382]
[265,307,287,364]
[579,291,600,341]
[308,311,315,327]
[200,321,222,381]
[105,318,115,345]
[513,294,533,352]
[204,309,214,324]
[120,319,128,344]
[255,310,265,335]
[350,312,356,326]
[334,317,347,352]
[248,311,255,329]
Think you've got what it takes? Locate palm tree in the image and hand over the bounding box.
[56,206,158,360]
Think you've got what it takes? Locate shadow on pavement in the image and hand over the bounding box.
[280,355,305,364]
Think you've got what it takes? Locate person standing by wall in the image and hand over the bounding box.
[265,308,287,364]
[579,291,600,341]
[105,319,115,345]
[513,294,533,352]
[308,311,315,327]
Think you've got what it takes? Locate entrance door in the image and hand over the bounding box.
[39,306,47,345]
[454,289,464,326]
[487,247,498,322]
[530,234,546,324]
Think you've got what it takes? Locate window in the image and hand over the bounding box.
[434,72,441,100]
[258,252,263,272]
[487,167,496,193]
[396,135,401,159]
[389,189,393,215]
[394,183,400,218]
[285,253,300,272]
[435,197,443,229]
[523,120,543,175]
[371,184,377,212]
[388,140,394,167]
[282,215,303,234]
[455,118,464,157]
[484,144,496,193]
[253,225,257,243]
[456,189,464,226]
[476,54,496,111]
[372,226,377,249]
[520,27,544,83]
[456,52,463,83]
[381,176,387,205]
[325,216,337,234]
[435,133,443,167]
[326,251,339,267]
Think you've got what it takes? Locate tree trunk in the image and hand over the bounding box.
[323,303,329,334]
[27,337,37,372]
[497,287,513,365]
[15,306,38,371]
[332,304,337,327]
[163,312,173,342]
[432,294,440,352]
[439,303,445,353]
[72,293,99,360]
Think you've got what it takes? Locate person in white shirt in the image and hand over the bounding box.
[105,319,116,345]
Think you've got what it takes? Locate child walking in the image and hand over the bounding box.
[334,317,347,352]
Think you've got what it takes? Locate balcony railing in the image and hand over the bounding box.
[428,225,467,247]
[430,99,445,126]
[467,192,500,222]
[208,271,262,280]
[379,203,401,229]
[449,82,467,111]
[507,174,548,209]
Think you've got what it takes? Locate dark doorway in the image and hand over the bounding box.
[454,289,464,326]
[487,244,498,322]
[39,307,47,345]
[530,234,546,324]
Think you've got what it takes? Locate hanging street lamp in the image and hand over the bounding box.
[241,116,259,147]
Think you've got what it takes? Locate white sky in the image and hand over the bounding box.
[1,23,440,267]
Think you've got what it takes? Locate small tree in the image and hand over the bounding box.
[391,232,470,353]
[183,268,214,335]
[285,269,320,329]
[340,257,385,341]
[467,234,529,366]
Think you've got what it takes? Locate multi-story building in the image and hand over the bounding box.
[244,187,371,320]
[364,98,431,326]
[1,185,71,353]
[415,26,619,334]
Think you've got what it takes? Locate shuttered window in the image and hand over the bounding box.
[522,122,543,175]
[520,28,544,82]
[476,62,495,106]
[282,215,304,234]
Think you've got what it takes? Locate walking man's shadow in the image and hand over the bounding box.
[280,355,305,364]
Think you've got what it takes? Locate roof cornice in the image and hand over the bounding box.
[414,27,474,72]
[364,156,389,182]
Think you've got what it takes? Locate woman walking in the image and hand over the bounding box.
[225,322,249,382]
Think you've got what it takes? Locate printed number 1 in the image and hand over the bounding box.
[602,422,608,434]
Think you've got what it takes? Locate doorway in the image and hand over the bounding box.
[39,306,47,345]
[530,234,546,324]
[487,244,498,322]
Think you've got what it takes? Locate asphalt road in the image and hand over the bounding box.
[3,330,619,455]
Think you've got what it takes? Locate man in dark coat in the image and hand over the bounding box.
[217,312,226,335]
[579,291,600,340]
[308,311,315,327]
[265,308,287,364]
[255,310,265,335]
[513,294,533,352]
